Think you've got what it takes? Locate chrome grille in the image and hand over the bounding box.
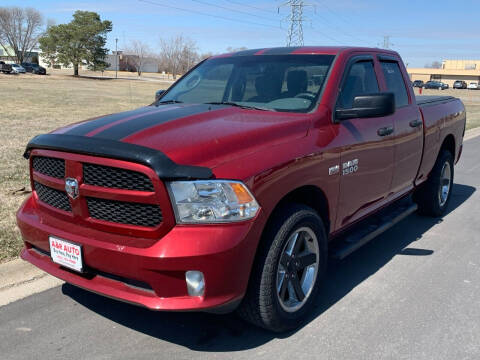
[83,163,154,192]
[34,181,71,212]
[32,157,65,179]
[86,197,162,227]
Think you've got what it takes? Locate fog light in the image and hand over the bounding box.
[186,271,205,297]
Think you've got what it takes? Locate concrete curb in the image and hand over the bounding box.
[1,126,479,308]
[0,258,63,307]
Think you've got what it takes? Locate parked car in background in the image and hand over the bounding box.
[11,64,26,74]
[412,80,424,88]
[0,61,12,74]
[424,80,447,90]
[21,62,46,75]
[467,82,479,90]
[440,82,449,89]
[453,80,467,89]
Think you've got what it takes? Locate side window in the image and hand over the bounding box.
[338,60,379,109]
[380,61,409,107]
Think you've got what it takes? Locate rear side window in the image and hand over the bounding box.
[338,61,379,109]
[380,61,409,108]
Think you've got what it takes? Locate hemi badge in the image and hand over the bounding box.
[329,165,340,175]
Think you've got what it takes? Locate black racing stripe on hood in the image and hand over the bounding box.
[64,107,154,136]
[262,47,302,55]
[92,104,222,141]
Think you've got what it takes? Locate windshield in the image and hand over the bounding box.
[160,54,335,113]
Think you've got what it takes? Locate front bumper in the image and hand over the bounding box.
[17,195,264,312]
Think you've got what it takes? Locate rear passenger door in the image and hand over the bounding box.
[334,55,395,229]
[378,56,423,195]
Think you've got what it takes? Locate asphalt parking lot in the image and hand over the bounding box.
[1,135,479,360]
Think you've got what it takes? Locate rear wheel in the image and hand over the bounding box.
[414,150,454,217]
[238,204,327,332]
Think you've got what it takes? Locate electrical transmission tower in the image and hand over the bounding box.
[382,35,392,49]
[279,0,309,47]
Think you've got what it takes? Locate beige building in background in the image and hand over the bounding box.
[408,59,480,86]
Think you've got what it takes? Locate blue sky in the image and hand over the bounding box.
[3,0,480,67]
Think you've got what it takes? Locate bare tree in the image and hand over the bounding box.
[159,35,198,79]
[179,37,199,74]
[199,52,214,61]
[125,40,151,76]
[0,7,44,64]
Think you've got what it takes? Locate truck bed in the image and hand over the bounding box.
[416,95,456,106]
[415,95,465,184]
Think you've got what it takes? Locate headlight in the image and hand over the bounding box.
[167,180,260,224]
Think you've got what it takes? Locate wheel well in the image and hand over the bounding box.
[440,134,455,158]
[266,185,330,234]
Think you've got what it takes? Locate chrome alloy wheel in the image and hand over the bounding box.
[438,161,452,207]
[276,227,319,313]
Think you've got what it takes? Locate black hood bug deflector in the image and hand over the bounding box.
[24,134,213,180]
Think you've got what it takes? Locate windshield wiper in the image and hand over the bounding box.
[205,101,275,112]
[157,100,184,105]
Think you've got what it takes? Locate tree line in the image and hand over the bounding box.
[0,6,244,78]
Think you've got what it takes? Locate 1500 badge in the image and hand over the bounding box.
[329,159,359,176]
[342,159,359,175]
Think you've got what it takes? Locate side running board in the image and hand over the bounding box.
[331,199,418,260]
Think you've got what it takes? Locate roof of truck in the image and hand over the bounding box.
[211,46,399,58]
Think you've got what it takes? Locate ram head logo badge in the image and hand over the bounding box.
[65,178,79,199]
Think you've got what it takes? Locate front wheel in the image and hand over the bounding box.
[237,204,327,332]
[414,150,454,216]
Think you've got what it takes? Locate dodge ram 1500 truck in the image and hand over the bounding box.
[17,47,466,332]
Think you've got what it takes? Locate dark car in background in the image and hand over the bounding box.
[412,80,424,88]
[424,80,448,90]
[0,61,12,74]
[453,80,467,89]
[21,62,46,75]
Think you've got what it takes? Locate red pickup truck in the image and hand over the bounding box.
[17,46,465,332]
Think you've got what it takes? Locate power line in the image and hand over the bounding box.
[190,0,280,23]
[310,0,371,44]
[223,0,276,15]
[309,10,370,45]
[308,27,343,45]
[138,0,281,30]
[311,0,356,26]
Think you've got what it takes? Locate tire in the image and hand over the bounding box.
[414,150,454,217]
[237,204,328,332]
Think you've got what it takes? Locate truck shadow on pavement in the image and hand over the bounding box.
[62,183,475,351]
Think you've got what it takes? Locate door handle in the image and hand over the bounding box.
[377,126,394,137]
[409,119,423,128]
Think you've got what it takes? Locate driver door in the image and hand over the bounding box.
[334,56,395,229]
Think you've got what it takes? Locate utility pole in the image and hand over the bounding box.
[115,38,118,79]
[279,0,309,47]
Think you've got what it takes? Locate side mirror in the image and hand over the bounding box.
[335,92,395,121]
[155,90,166,101]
